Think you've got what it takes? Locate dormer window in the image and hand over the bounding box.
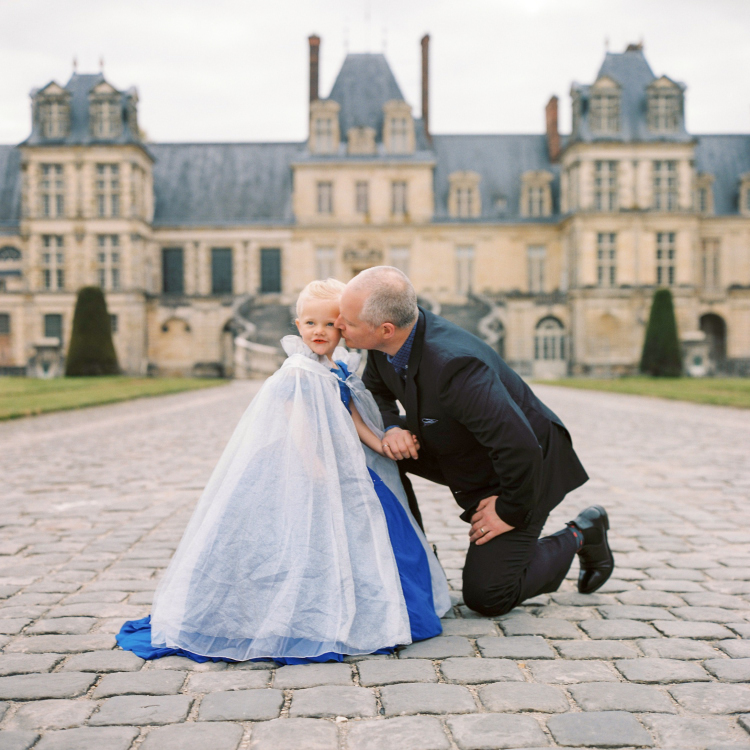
[35,84,71,139]
[89,82,123,138]
[383,100,415,155]
[647,78,683,133]
[520,171,553,218]
[740,174,750,217]
[347,126,376,155]
[695,173,714,215]
[448,171,482,218]
[589,85,620,134]
[309,100,341,155]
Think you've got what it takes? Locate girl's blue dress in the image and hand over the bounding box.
[117,360,442,665]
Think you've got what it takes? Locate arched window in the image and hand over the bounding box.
[0,247,21,261]
[534,317,566,361]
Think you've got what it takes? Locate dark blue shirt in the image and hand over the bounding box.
[386,323,417,380]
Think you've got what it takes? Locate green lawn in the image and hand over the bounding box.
[536,377,750,409]
[0,376,228,421]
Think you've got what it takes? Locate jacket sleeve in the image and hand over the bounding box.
[437,356,543,529]
[362,352,405,430]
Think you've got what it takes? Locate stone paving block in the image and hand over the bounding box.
[479,682,569,713]
[289,685,377,718]
[552,640,639,659]
[719,639,750,658]
[5,634,116,653]
[273,662,353,689]
[89,694,192,725]
[380,682,477,716]
[705,658,750,682]
[188,670,270,692]
[440,619,498,636]
[0,653,64,675]
[499,616,581,639]
[549,592,616,606]
[0,731,40,750]
[568,682,677,713]
[642,715,750,749]
[147,654,228,671]
[616,590,686,607]
[532,605,598,621]
[476,635,554,659]
[669,683,750,713]
[6,699,96,729]
[93,669,186,697]
[642,579,707,592]
[672,606,747,623]
[546,710,654,748]
[357,658,437,686]
[26,617,96,635]
[347,716,450,750]
[682,592,750,610]
[446,714,548,749]
[616,658,711,683]
[398,635,473,658]
[0,606,48,620]
[646,566,705,580]
[580,619,659,639]
[0,585,23,599]
[528,659,619,684]
[599,604,676,620]
[198,688,284,721]
[34,727,139,750]
[0,619,31,635]
[61,650,144,672]
[653,620,735,639]
[141,722,244,750]
[637,638,721,659]
[440,657,524,684]
[0,671,96,699]
[739,713,750,734]
[248,718,337,750]
[729,623,750,638]
[0,701,7,720]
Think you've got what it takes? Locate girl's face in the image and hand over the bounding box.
[295,297,342,358]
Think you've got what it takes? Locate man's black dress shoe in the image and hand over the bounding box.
[570,505,614,595]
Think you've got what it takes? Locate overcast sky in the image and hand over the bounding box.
[2,0,750,144]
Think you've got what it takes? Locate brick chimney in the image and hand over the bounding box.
[545,95,560,163]
[421,34,431,143]
[308,35,320,104]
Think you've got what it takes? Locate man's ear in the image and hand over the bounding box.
[381,322,396,340]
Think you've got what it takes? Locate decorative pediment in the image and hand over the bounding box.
[648,75,684,92]
[591,75,621,91]
[91,80,119,96]
[37,82,68,98]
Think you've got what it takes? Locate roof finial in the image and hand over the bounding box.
[99,56,104,73]
[604,36,609,52]
[72,56,78,72]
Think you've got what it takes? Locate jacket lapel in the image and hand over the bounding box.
[404,310,426,442]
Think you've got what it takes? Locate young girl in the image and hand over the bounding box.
[117,279,450,664]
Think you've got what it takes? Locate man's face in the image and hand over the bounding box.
[335,286,382,350]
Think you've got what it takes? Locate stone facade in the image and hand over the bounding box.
[0,39,749,377]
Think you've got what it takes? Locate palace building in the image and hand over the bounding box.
[1,37,749,377]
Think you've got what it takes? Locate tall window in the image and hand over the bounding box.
[697,187,709,213]
[656,232,676,286]
[392,181,408,216]
[456,187,475,218]
[594,161,618,211]
[162,247,184,294]
[653,161,678,211]
[534,317,566,361]
[44,313,63,342]
[41,235,64,290]
[39,99,69,138]
[590,93,620,133]
[390,247,410,277]
[526,186,545,217]
[648,91,680,132]
[390,117,409,153]
[96,164,120,217]
[701,239,720,290]
[527,246,546,294]
[90,97,122,138]
[314,118,334,153]
[316,182,333,214]
[455,246,474,295]
[597,233,617,287]
[211,248,233,294]
[40,164,65,218]
[260,248,282,293]
[0,314,10,335]
[97,235,121,290]
[315,247,336,280]
[355,181,369,214]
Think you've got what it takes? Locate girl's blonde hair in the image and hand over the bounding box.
[295,277,346,317]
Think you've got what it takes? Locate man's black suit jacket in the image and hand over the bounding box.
[363,308,589,530]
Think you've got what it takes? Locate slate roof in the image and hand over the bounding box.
[23,73,143,148]
[432,134,559,220]
[571,48,691,144]
[695,135,750,215]
[149,143,302,226]
[0,146,21,233]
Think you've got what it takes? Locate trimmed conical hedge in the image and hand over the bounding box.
[639,288,682,377]
[65,286,120,376]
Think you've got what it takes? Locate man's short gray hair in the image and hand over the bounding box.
[352,266,418,329]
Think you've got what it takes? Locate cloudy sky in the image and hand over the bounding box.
[2,0,749,144]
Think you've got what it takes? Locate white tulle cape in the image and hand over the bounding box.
[150,336,450,660]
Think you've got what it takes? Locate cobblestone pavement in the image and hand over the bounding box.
[0,381,749,750]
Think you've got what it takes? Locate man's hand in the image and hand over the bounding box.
[469,495,515,545]
[381,427,420,460]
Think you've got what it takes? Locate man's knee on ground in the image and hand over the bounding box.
[462,580,521,618]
